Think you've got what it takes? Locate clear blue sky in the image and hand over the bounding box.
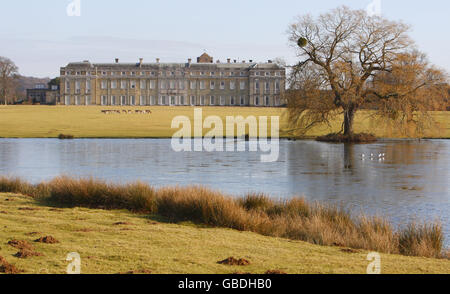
[1,0,449,77]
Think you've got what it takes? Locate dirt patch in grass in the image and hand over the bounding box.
[34,236,59,244]
[0,256,22,274]
[25,232,41,236]
[74,228,95,233]
[113,222,134,226]
[5,198,14,202]
[340,248,360,254]
[119,269,153,274]
[18,207,39,211]
[49,208,64,212]
[0,211,7,214]
[146,221,160,225]
[218,257,251,266]
[8,240,34,251]
[265,270,287,274]
[14,249,44,259]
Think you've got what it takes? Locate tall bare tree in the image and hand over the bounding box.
[287,6,447,138]
[0,57,19,105]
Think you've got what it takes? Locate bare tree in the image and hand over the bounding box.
[287,6,447,138]
[0,57,19,105]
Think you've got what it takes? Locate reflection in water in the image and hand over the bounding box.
[0,138,449,246]
[343,144,354,170]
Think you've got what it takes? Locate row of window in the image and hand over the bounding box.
[64,95,278,106]
[63,70,283,77]
[66,80,281,92]
[65,95,93,105]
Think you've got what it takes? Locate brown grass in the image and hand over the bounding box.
[0,176,445,258]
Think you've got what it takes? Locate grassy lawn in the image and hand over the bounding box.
[1,193,449,274]
[0,105,448,138]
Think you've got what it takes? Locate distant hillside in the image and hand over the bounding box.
[15,76,51,100]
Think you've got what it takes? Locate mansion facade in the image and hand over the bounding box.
[59,53,286,107]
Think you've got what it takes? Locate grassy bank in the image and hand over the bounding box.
[1,193,449,274]
[0,176,447,260]
[0,106,448,138]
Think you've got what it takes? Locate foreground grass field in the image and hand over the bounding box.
[0,106,448,138]
[1,193,449,274]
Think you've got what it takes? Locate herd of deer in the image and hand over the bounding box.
[101,110,152,115]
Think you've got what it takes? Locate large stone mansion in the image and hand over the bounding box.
[59,53,286,107]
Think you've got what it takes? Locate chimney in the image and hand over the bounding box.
[268,60,273,64]
[227,58,231,64]
[242,60,246,63]
[156,58,160,63]
[115,58,119,63]
[139,58,143,67]
[233,59,237,63]
[188,58,192,64]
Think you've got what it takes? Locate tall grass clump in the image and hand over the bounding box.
[0,176,446,258]
[42,176,156,213]
[239,193,275,213]
[398,222,444,258]
[0,177,34,196]
[157,186,256,231]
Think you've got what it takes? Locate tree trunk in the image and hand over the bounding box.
[343,107,355,136]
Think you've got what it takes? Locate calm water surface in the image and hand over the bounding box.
[0,139,449,246]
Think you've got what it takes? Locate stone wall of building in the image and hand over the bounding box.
[59,55,286,107]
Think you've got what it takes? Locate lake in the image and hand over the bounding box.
[0,138,449,246]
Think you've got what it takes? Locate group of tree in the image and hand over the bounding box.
[286,6,449,140]
[0,57,19,105]
[0,57,57,104]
